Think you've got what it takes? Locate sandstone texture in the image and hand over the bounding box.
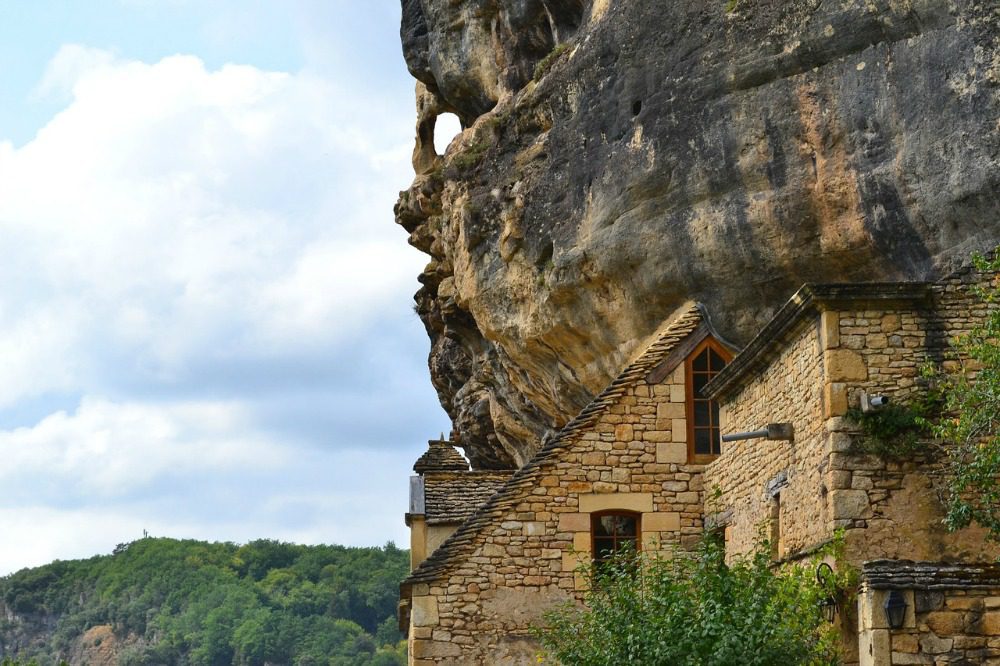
[395,0,1000,469]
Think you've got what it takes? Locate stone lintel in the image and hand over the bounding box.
[579,492,653,513]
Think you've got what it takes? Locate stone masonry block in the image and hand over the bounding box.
[830,489,870,520]
[558,513,590,532]
[657,401,684,422]
[615,423,634,442]
[411,596,439,627]
[825,349,867,381]
[411,638,460,659]
[643,512,681,532]
[881,314,901,333]
[824,382,848,417]
[820,310,840,349]
[562,551,587,573]
[656,442,687,464]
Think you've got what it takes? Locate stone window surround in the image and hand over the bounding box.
[559,492,682,589]
[591,510,641,565]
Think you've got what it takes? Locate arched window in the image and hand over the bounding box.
[686,337,732,463]
[591,511,640,566]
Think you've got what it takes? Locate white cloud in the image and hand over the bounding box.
[0,42,448,572]
[0,46,425,402]
[0,396,283,498]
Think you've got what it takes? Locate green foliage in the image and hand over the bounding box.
[846,402,935,460]
[0,538,409,665]
[537,538,840,665]
[532,43,571,81]
[930,251,1000,541]
[725,0,738,12]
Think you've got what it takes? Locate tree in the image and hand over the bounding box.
[931,251,1000,540]
[537,538,840,666]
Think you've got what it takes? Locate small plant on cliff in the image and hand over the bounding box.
[533,43,571,81]
[928,250,1000,541]
[444,140,489,178]
[536,537,840,665]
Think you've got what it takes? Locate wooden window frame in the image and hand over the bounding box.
[590,510,641,566]
[685,336,733,464]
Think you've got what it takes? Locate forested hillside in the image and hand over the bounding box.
[0,538,408,665]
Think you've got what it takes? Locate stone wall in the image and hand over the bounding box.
[828,271,997,564]
[706,271,999,570]
[705,314,827,560]
[407,317,717,664]
[859,561,1000,665]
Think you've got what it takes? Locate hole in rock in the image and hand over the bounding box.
[537,239,554,269]
[632,100,642,116]
[434,112,463,156]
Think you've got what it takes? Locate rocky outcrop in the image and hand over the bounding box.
[395,0,1000,469]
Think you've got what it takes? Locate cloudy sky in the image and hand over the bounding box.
[0,0,460,574]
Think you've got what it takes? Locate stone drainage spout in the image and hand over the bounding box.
[721,423,794,443]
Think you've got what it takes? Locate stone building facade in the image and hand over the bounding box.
[406,440,513,572]
[400,264,1000,665]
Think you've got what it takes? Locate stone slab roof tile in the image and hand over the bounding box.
[863,559,1000,590]
[401,303,705,592]
[424,471,514,525]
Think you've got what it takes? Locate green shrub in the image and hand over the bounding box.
[537,538,841,665]
[930,250,1000,541]
[846,402,935,460]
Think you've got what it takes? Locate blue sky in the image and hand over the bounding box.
[0,0,456,573]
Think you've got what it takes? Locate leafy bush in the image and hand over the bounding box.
[537,538,840,665]
[931,251,1000,541]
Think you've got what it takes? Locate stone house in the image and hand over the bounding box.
[400,264,1000,665]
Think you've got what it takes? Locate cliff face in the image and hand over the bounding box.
[395,0,1000,469]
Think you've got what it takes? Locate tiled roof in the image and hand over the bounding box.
[413,440,470,473]
[401,303,705,592]
[424,471,514,525]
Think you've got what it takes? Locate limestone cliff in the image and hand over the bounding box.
[395,0,1000,469]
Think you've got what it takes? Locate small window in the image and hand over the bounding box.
[591,511,640,566]
[686,337,732,463]
[769,492,781,560]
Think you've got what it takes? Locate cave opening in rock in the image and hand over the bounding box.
[632,100,642,116]
[434,112,462,156]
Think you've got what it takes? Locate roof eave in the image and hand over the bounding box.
[704,282,932,401]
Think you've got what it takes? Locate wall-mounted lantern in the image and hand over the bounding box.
[818,596,837,623]
[815,562,837,622]
[884,589,907,629]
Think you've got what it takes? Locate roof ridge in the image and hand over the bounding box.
[413,439,470,473]
[401,303,704,590]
